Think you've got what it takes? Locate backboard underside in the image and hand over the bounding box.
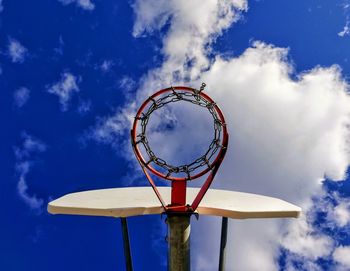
[48,187,301,219]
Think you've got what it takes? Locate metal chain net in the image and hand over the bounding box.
[135,84,225,179]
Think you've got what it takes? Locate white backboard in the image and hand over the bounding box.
[48,187,301,219]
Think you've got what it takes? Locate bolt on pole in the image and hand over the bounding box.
[168,214,191,271]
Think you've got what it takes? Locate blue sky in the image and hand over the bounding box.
[2,0,350,270]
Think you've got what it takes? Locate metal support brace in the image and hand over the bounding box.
[120,217,133,271]
[218,217,228,271]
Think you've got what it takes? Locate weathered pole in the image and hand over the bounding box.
[168,214,191,271]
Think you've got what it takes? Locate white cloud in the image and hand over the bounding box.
[279,189,350,270]
[195,43,349,271]
[342,1,350,11]
[14,133,47,160]
[100,60,113,72]
[77,100,91,115]
[132,0,247,80]
[325,193,350,227]
[284,255,324,271]
[54,35,64,55]
[119,76,137,98]
[13,87,30,108]
[89,1,350,270]
[8,38,28,63]
[47,72,80,111]
[58,0,95,11]
[282,213,334,260]
[77,0,94,10]
[338,19,350,37]
[201,43,350,198]
[17,173,44,211]
[88,109,131,148]
[14,133,47,212]
[333,202,350,227]
[333,246,350,268]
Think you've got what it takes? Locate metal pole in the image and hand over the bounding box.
[218,217,228,271]
[120,217,133,271]
[168,214,191,271]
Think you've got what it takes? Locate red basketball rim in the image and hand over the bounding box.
[131,86,228,182]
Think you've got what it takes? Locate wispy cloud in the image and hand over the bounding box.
[77,100,91,115]
[282,211,333,270]
[14,133,47,212]
[7,38,28,63]
[118,76,136,99]
[14,133,47,160]
[87,110,131,148]
[283,216,334,261]
[100,60,114,72]
[84,77,136,147]
[342,1,350,11]
[327,193,350,228]
[54,35,64,56]
[13,87,30,108]
[132,0,247,80]
[281,189,350,270]
[47,72,81,111]
[333,246,350,269]
[58,0,95,11]
[0,0,3,13]
[338,19,350,37]
[333,201,350,227]
[17,170,44,211]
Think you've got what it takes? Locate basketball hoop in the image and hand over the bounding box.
[49,84,301,270]
[131,84,229,213]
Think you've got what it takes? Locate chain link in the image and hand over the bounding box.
[135,85,225,179]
